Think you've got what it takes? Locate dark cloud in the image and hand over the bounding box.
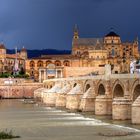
[0,0,140,50]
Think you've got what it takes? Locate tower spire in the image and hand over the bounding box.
[73,24,79,39]
[135,36,139,45]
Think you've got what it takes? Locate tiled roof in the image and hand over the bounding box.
[73,38,103,46]
[31,54,79,60]
[6,54,24,60]
[94,44,105,50]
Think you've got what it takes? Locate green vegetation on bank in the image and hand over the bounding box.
[0,72,29,78]
[0,67,29,78]
[0,130,20,139]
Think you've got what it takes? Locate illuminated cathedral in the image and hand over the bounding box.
[26,26,139,82]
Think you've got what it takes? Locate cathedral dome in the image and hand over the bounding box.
[105,31,120,37]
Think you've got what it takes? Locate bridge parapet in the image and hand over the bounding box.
[43,74,140,84]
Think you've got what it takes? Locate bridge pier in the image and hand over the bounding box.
[112,98,132,120]
[66,94,82,110]
[43,83,61,107]
[79,88,96,112]
[95,80,112,115]
[42,89,49,103]
[132,96,140,124]
[95,95,112,115]
[55,84,71,108]
[66,84,83,110]
[34,88,45,101]
[56,93,67,108]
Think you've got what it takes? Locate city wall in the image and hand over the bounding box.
[0,78,42,98]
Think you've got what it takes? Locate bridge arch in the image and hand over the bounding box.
[83,80,93,92]
[113,84,124,98]
[96,80,106,95]
[98,84,105,95]
[133,85,140,101]
[73,83,77,88]
[131,79,140,101]
[85,84,90,92]
[112,80,124,98]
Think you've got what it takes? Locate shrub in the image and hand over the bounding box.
[0,129,20,139]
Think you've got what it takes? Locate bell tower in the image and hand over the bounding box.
[73,24,79,39]
[20,46,27,60]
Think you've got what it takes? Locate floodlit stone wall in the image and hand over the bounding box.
[63,67,105,77]
[34,73,140,124]
[0,81,42,98]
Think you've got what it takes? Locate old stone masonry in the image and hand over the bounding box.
[34,65,140,124]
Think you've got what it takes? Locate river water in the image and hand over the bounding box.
[0,100,140,140]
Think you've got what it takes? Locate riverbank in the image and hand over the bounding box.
[0,100,140,140]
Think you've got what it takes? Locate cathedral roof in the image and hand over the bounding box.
[73,38,103,46]
[105,31,120,37]
[0,44,6,49]
[32,54,79,60]
[6,54,24,60]
[94,43,104,50]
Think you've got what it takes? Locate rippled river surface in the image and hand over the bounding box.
[0,100,140,140]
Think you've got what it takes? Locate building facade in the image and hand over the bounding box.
[25,26,140,82]
[0,44,27,74]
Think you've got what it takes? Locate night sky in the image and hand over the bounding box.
[0,0,140,50]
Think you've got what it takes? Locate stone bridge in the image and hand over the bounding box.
[34,73,140,124]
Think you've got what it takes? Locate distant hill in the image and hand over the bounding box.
[7,49,71,58]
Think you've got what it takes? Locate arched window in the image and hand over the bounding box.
[63,60,70,67]
[112,49,115,56]
[30,61,35,67]
[37,60,43,67]
[55,60,61,66]
[46,60,52,66]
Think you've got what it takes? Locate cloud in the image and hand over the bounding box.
[0,0,140,49]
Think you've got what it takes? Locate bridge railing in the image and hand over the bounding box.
[43,73,140,83]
